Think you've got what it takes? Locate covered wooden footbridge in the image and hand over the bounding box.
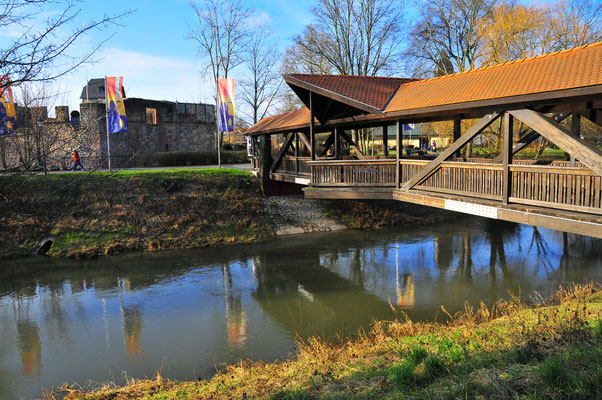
[247,42,602,238]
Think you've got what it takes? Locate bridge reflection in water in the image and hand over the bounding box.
[1,219,601,399]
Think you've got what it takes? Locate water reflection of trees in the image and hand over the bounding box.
[251,251,393,338]
[222,265,247,351]
[17,320,42,376]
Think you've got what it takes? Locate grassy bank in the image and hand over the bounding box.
[0,169,274,259]
[53,283,602,399]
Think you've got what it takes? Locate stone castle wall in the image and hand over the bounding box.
[0,98,216,170]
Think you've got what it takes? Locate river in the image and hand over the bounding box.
[1,217,601,399]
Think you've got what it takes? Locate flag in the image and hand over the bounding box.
[218,78,235,132]
[106,76,127,133]
[0,75,16,135]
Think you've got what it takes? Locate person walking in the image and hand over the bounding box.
[72,149,86,172]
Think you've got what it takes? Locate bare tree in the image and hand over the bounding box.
[0,1,129,91]
[239,26,281,125]
[405,0,494,78]
[288,0,405,76]
[282,27,335,76]
[188,0,254,84]
[188,0,254,153]
[552,0,602,50]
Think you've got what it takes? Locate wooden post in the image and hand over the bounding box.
[260,134,272,192]
[310,92,315,161]
[295,132,299,175]
[570,113,580,167]
[383,124,389,157]
[396,120,401,189]
[502,113,513,204]
[334,126,340,159]
[453,118,461,159]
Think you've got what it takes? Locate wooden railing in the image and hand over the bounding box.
[274,156,311,176]
[406,160,505,200]
[509,164,601,214]
[310,159,396,187]
[308,159,602,214]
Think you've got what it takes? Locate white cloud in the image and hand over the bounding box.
[247,11,273,27]
[60,48,215,112]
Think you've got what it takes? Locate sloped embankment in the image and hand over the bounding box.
[0,169,274,259]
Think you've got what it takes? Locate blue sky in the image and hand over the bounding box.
[12,0,317,115]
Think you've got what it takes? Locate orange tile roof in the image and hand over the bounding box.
[385,42,602,113]
[290,74,414,110]
[246,108,311,135]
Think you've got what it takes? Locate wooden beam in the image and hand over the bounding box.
[580,108,602,128]
[310,92,315,161]
[396,120,401,189]
[295,132,299,174]
[510,109,602,177]
[502,113,513,204]
[334,126,340,159]
[339,130,367,160]
[382,124,389,156]
[270,132,295,173]
[491,112,571,163]
[401,111,502,190]
[453,119,461,158]
[298,131,312,154]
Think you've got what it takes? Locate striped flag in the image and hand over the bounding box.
[0,75,16,135]
[106,77,127,133]
[218,79,235,132]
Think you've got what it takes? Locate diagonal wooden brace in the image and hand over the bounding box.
[510,109,602,177]
[401,111,502,190]
[270,132,295,173]
[298,131,312,155]
[320,132,335,156]
[339,130,367,160]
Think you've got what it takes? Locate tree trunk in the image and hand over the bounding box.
[259,134,272,195]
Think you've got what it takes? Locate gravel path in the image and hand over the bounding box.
[264,195,347,236]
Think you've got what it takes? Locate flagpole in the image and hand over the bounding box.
[216,79,221,169]
[104,76,111,173]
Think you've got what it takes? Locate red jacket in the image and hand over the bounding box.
[73,151,79,162]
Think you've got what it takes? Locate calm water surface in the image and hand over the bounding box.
[1,218,601,399]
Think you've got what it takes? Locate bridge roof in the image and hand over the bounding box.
[246,108,312,135]
[385,41,602,114]
[286,74,414,111]
[248,41,602,135]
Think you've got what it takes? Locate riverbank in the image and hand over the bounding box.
[0,168,454,259]
[53,282,602,399]
[0,169,273,259]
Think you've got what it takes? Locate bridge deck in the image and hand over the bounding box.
[296,158,602,238]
